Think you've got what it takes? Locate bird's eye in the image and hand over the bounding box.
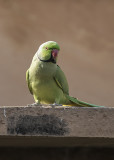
[45,47,48,50]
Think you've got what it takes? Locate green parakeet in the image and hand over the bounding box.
[26,41,102,107]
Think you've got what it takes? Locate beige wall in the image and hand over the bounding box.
[0,0,114,106]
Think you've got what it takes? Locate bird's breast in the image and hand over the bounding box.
[32,77,63,104]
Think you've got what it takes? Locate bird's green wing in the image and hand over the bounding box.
[54,65,69,94]
[54,66,102,107]
[26,69,33,95]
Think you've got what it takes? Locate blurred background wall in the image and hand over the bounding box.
[0,0,114,106]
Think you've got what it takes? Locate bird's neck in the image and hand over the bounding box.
[31,58,57,78]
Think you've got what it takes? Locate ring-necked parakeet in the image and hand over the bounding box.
[26,41,103,107]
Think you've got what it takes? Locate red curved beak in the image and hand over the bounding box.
[51,49,59,59]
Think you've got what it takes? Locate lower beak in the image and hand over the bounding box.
[51,49,59,58]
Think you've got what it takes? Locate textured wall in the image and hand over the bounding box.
[0,0,114,106]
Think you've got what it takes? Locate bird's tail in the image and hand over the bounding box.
[66,95,103,107]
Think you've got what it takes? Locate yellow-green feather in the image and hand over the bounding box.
[26,69,33,95]
[54,65,69,95]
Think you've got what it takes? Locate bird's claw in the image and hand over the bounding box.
[27,103,41,106]
[49,103,63,107]
[27,103,63,107]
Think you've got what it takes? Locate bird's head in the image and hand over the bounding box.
[37,41,60,64]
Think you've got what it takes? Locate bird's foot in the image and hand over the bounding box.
[49,103,63,107]
[27,103,41,106]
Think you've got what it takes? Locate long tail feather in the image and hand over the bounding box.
[68,96,104,107]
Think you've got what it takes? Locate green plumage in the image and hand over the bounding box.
[26,41,103,107]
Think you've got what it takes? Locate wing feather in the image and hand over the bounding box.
[54,65,69,94]
[26,69,33,95]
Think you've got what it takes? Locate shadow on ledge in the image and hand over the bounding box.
[0,147,114,160]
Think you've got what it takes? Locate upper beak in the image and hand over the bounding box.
[51,49,59,59]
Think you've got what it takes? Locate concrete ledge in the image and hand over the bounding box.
[0,106,114,147]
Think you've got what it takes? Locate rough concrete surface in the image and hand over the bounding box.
[0,106,114,147]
